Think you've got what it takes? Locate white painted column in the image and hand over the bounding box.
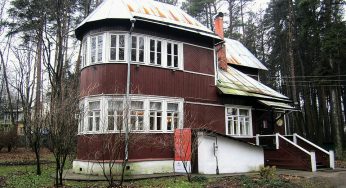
[293,133,297,144]
[310,151,317,172]
[256,134,260,146]
[329,150,335,169]
[275,133,279,149]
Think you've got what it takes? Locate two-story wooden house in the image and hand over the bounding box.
[73,0,335,175]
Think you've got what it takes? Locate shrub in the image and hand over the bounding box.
[259,166,277,180]
[0,127,19,152]
[191,175,208,182]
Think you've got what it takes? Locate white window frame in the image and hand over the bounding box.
[166,102,180,132]
[130,101,145,132]
[225,106,252,137]
[166,42,179,68]
[109,33,127,62]
[106,100,125,132]
[87,100,101,133]
[131,35,145,63]
[149,101,164,132]
[149,38,163,66]
[90,34,104,64]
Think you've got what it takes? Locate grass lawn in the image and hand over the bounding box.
[0,148,341,187]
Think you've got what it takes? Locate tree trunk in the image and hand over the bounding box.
[330,87,343,158]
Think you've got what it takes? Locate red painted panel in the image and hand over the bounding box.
[174,129,192,161]
[184,44,214,75]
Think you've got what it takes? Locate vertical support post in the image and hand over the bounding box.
[293,133,297,144]
[256,134,260,146]
[275,133,279,149]
[310,151,317,172]
[329,150,335,169]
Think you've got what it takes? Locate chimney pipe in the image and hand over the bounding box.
[214,12,227,70]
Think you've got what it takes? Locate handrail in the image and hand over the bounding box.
[293,133,330,155]
[257,134,277,137]
[278,134,311,155]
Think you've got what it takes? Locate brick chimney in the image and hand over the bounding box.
[214,12,228,70]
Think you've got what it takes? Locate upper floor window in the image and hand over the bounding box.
[167,42,179,68]
[82,33,182,70]
[131,36,145,63]
[226,107,252,137]
[110,34,126,61]
[90,35,103,64]
[150,39,162,66]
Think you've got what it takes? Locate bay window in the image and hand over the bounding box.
[130,101,144,131]
[107,101,124,131]
[110,34,126,61]
[88,101,101,132]
[226,107,252,136]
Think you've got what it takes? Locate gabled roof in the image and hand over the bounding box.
[224,38,268,70]
[217,66,289,101]
[76,0,220,40]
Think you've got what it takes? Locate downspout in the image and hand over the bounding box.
[125,18,136,162]
[213,136,220,175]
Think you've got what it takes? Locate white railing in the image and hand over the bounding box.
[292,133,335,169]
[256,133,317,172]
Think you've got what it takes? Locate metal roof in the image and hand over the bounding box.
[77,0,219,39]
[258,100,295,110]
[217,66,289,101]
[224,38,268,70]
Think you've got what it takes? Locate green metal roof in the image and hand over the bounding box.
[258,100,295,110]
[217,66,290,102]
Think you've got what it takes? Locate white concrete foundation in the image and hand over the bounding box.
[197,134,264,174]
[73,160,174,176]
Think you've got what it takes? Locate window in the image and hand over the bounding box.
[78,102,85,133]
[226,107,252,136]
[131,36,145,63]
[110,34,126,61]
[150,39,162,65]
[90,35,103,64]
[108,101,124,131]
[149,102,163,131]
[82,39,88,67]
[167,103,179,131]
[88,101,100,132]
[167,42,179,68]
[130,101,144,131]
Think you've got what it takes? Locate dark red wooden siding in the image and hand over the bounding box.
[183,44,214,75]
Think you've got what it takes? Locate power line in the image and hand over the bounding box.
[268,74,346,79]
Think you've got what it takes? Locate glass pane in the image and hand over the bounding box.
[116,116,123,130]
[119,35,125,47]
[91,37,96,63]
[139,37,144,50]
[150,116,154,130]
[131,101,143,109]
[157,116,161,130]
[132,36,137,48]
[174,117,179,129]
[240,109,249,116]
[167,43,172,54]
[97,35,103,62]
[89,101,100,110]
[157,41,161,52]
[110,48,116,60]
[130,116,136,130]
[109,101,123,110]
[157,52,161,65]
[119,48,124,60]
[167,103,178,111]
[138,116,144,130]
[139,50,144,62]
[174,44,178,55]
[150,102,162,110]
[174,56,178,67]
[232,108,237,115]
[150,52,155,64]
[167,55,172,66]
[108,116,114,130]
[111,35,117,47]
[88,117,93,131]
[167,118,172,131]
[150,40,155,51]
[131,49,137,61]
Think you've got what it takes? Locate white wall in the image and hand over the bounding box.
[73,160,174,175]
[198,134,264,174]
